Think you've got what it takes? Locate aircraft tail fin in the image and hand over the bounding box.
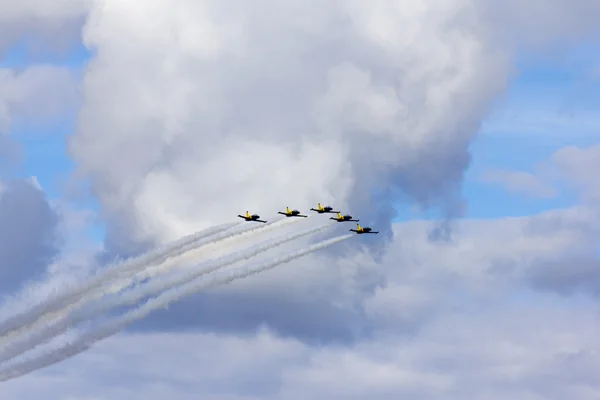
[286,206,291,213]
[357,223,361,230]
[245,211,250,218]
[318,202,323,210]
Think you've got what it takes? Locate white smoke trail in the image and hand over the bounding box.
[0,215,305,351]
[0,222,329,364]
[0,217,280,341]
[0,221,246,341]
[0,234,352,381]
[0,216,305,348]
[122,215,309,285]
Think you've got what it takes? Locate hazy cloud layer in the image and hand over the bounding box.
[480,169,558,198]
[552,143,600,203]
[2,297,599,400]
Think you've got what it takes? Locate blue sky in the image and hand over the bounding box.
[3,40,598,239]
[2,40,88,199]
[463,47,600,219]
[4,5,600,397]
[396,46,600,222]
[2,41,103,242]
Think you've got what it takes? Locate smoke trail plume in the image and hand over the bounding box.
[0,221,243,339]
[0,222,329,363]
[0,234,352,381]
[0,216,301,340]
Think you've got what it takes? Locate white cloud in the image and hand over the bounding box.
[56,0,600,351]
[477,142,600,205]
[69,0,511,249]
[67,0,600,252]
[0,0,87,22]
[0,0,89,54]
[65,204,598,342]
[2,0,600,396]
[2,296,599,400]
[1,199,599,394]
[481,0,600,48]
[0,65,80,134]
[480,169,558,198]
[0,179,62,300]
[552,143,600,203]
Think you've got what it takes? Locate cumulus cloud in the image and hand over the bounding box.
[2,0,600,395]
[481,0,600,48]
[69,0,511,252]
[0,179,61,295]
[0,0,89,55]
[122,203,600,342]
[528,256,600,296]
[67,0,600,252]
[0,65,80,134]
[2,296,599,399]
[56,0,600,342]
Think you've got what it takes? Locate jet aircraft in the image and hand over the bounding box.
[310,202,339,214]
[237,211,267,223]
[278,207,308,218]
[330,212,359,222]
[350,223,379,234]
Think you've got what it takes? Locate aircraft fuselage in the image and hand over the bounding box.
[310,203,339,213]
[238,214,267,223]
[330,215,359,222]
[350,227,379,234]
[278,210,307,218]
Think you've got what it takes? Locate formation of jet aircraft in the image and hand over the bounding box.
[237,203,378,235]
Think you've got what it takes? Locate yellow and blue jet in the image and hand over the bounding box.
[329,212,359,222]
[278,207,308,218]
[350,223,378,234]
[310,202,339,214]
[237,211,267,223]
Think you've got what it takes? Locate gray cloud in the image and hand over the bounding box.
[1,206,598,396]
[527,256,600,296]
[117,204,600,343]
[69,0,512,255]
[67,0,600,259]
[481,0,600,48]
[473,143,600,297]
[1,1,600,394]
[2,299,599,400]
[0,0,89,56]
[0,179,61,295]
[0,65,81,134]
